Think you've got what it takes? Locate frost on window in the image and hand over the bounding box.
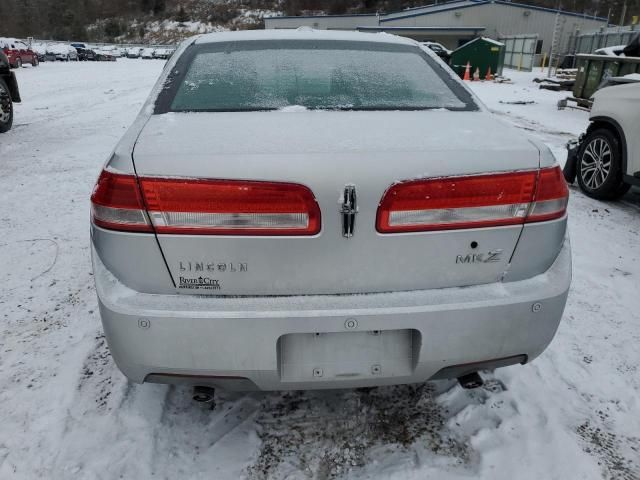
[170,43,468,112]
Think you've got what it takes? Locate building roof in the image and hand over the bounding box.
[266,0,608,23]
[379,0,608,23]
[382,0,478,19]
[357,26,485,32]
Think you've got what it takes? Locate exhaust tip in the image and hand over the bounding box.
[192,385,216,403]
[458,372,484,389]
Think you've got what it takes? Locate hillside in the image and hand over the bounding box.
[0,0,637,44]
[0,0,281,44]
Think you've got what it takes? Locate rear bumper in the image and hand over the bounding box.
[93,238,571,390]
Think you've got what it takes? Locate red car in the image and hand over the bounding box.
[0,38,39,68]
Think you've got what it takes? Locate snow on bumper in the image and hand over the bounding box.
[92,239,571,390]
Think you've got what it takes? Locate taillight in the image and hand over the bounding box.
[376,166,568,233]
[139,177,321,235]
[91,171,321,235]
[91,170,152,232]
[527,166,570,223]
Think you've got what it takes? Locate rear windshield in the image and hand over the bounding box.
[156,40,476,113]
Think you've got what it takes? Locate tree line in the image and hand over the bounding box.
[0,0,169,40]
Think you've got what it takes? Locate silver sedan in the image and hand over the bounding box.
[90,30,571,393]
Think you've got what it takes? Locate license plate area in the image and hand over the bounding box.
[278,329,419,382]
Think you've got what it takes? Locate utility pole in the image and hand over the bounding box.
[619,0,627,26]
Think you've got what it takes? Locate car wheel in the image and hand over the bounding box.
[32,56,39,66]
[0,78,14,133]
[16,57,22,68]
[576,128,630,200]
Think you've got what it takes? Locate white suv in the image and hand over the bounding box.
[565,81,640,199]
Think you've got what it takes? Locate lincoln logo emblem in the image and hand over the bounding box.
[341,185,358,238]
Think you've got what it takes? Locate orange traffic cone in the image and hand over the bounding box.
[463,61,471,81]
[473,67,480,81]
[485,66,492,81]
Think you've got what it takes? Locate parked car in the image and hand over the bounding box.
[564,81,640,199]
[44,50,57,62]
[75,47,96,61]
[94,48,116,61]
[141,48,155,59]
[0,38,38,68]
[47,43,79,61]
[0,50,21,132]
[421,41,452,61]
[153,48,175,59]
[70,43,90,60]
[94,45,122,59]
[32,42,48,62]
[126,47,142,59]
[91,31,571,396]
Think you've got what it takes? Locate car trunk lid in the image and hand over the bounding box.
[132,110,542,295]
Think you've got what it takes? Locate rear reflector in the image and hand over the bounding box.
[377,167,568,233]
[91,170,152,232]
[139,177,321,235]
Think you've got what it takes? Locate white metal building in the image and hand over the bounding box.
[265,0,608,55]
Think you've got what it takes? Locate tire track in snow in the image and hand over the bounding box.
[577,418,640,480]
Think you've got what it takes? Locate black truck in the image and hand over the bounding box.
[0,49,21,133]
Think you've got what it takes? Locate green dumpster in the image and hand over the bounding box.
[574,53,640,100]
[450,37,505,80]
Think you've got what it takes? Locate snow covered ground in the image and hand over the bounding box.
[1,61,639,480]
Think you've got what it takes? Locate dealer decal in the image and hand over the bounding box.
[179,276,222,290]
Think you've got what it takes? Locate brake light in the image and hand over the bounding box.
[139,177,321,235]
[527,166,570,222]
[91,170,152,232]
[376,166,568,233]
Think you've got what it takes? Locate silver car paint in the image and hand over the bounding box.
[91,30,571,389]
[131,111,550,296]
[92,237,570,390]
